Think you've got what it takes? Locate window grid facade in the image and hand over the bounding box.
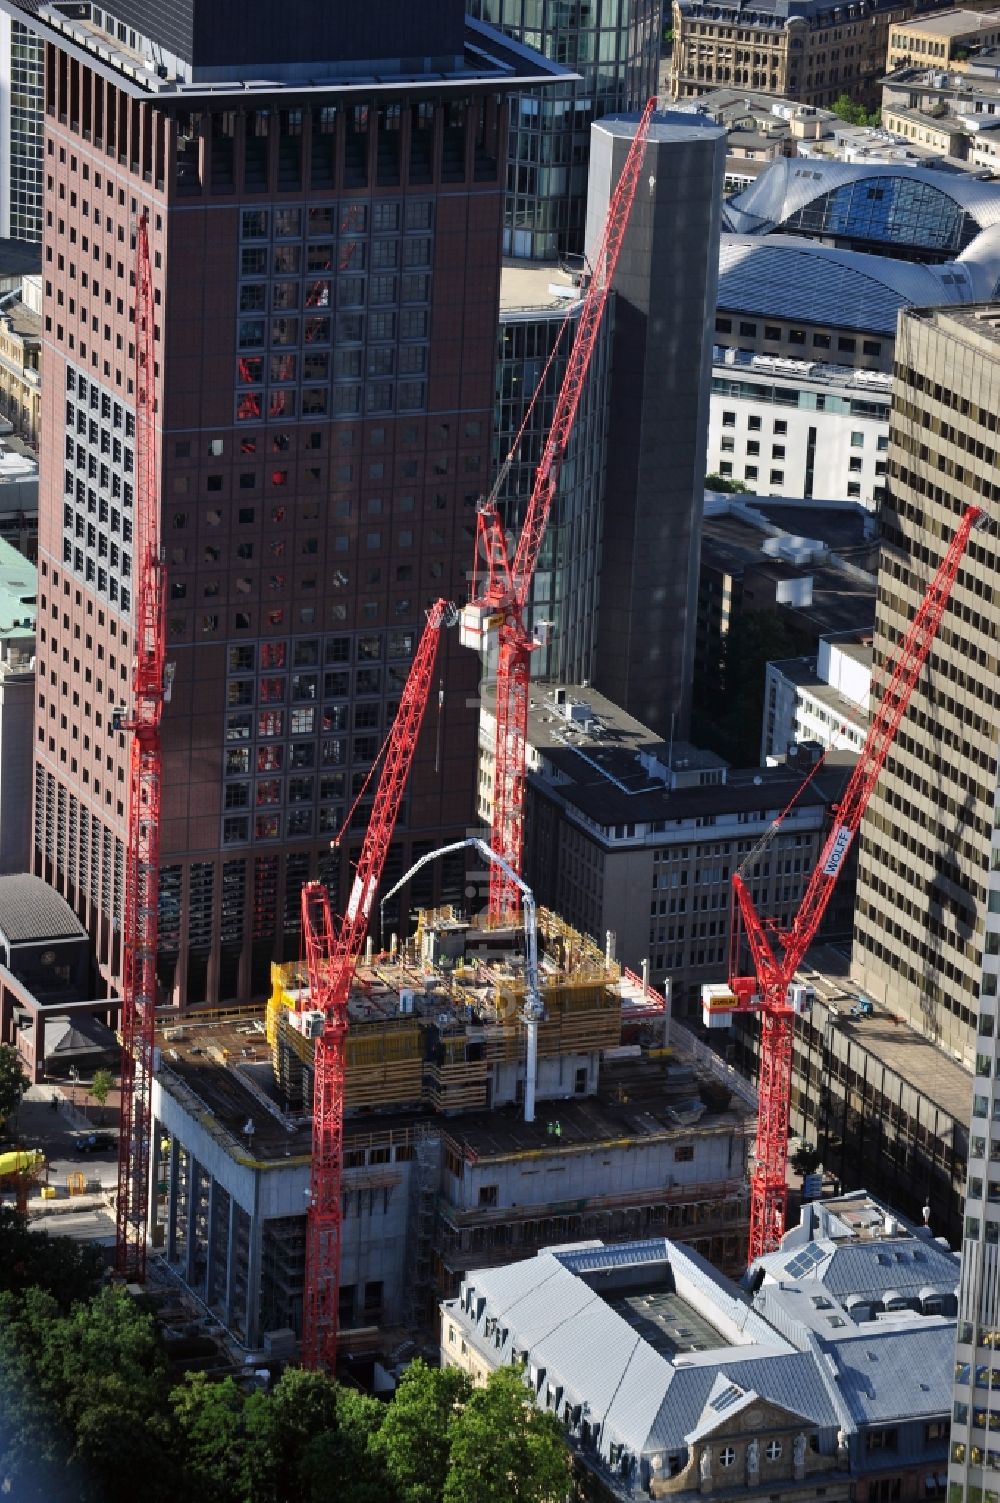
[33,25,512,1005]
[467,0,660,259]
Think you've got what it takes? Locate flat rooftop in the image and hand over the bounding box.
[9,4,573,103]
[768,654,871,733]
[894,7,1000,35]
[0,538,34,635]
[499,261,583,316]
[701,511,878,637]
[155,1020,750,1168]
[912,300,1000,353]
[714,350,894,398]
[802,945,973,1123]
[446,1054,749,1163]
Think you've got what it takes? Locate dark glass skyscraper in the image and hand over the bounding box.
[11,0,566,1006]
[467,0,662,258]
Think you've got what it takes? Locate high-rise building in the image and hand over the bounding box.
[850,305,1000,1069]
[465,0,662,260]
[495,260,612,684]
[0,12,43,242]
[588,114,725,739]
[866,305,1000,1499]
[15,0,567,1006]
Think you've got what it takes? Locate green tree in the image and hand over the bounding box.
[791,1142,821,1175]
[0,1206,103,1311]
[444,1366,571,1503]
[299,1386,396,1503]
[88,1069,113,1125]
[171,1373,247,1503]
[373,1358,470,1503]
[243,1366,341,1503]
[831,93,880,127]
[0,1285,74,1499]
[706,472,750,494]
[0,1044,27,1132]
[32,1285,176,1503]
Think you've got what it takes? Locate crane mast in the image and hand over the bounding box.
[115,211,167,1280]
[725,503,983,1262]
[300,599,455,1373]
[464,99,656,921]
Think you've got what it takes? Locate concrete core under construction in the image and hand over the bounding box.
[149,908,754,1354]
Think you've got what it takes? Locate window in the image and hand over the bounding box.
[865,1428,897,1453]
[764,325,781,340]
[770,470,784,485]
[747,416,761,431]
[722,410,735,428]
[765,1439,782,1461]
[674,1144,694,1162]
[719,1447,735,1468]
[773,419,787,435]
[850,431,864,448]
[739,321,757,337]
[863,340,881,357]
[789,328,806,345]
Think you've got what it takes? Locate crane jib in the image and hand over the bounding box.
[820,824,854,878]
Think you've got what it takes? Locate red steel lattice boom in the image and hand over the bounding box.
[729,503,983,1262]
[300,598,454,1372]
[115,210,167,1281]
[468,99,655,920]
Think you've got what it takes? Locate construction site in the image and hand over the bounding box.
[149,906,754,1353]
[45,89,982,1382]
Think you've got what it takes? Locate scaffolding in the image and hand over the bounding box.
[264,903,626,1118]
[402,1122,441,1332]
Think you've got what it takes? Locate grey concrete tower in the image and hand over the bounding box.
[587,113,724,739]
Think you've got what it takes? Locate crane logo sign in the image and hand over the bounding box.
[821,825,853,878]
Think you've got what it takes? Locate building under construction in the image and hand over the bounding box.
[149,906,754,1353]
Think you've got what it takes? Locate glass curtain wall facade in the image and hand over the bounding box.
[495,293,611,681]
[0,16,44,242]
[467,0,662,259]
[783,175,981,260]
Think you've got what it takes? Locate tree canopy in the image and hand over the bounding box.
[444,1366,572,1503]
[0,1267,574,1503]
[0,1206,103,1311]
[830,93,880,127]
[0,1044,28,1130]
[373,1358,470,1503]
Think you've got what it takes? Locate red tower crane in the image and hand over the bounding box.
[115,210,168,1281]
[720,503,984,1263]
[299,598,456,1373]
[462,99,656,921]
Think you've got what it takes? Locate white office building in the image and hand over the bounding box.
[762,630,872,763]
[708,352,890,509]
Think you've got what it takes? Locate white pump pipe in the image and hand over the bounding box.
[379,837,544,1120]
